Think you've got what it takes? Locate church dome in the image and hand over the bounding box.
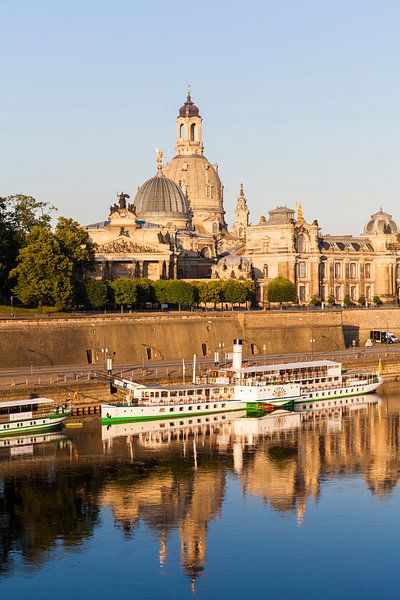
[179,91,200,118]
[134,171,190,225]
[363,209,398,235]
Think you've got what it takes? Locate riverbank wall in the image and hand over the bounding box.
[1,308,400,368]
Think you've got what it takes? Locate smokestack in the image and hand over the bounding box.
[232,339,243,370]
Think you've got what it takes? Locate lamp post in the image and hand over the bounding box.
[310,337,316,359]
[262,344,266,363]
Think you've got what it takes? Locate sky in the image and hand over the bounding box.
[2,0,400,234]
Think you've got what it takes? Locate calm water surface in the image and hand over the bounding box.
[1,386,400,599]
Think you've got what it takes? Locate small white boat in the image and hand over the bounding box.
[0,398,71,436]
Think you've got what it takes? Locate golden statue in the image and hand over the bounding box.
[296,202,304,221]
[156,147,163,165]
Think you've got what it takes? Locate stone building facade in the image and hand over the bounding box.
[87,89,400,303]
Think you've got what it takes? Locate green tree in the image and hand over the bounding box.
[153,280,169,306]
[310,296,320,306]
[358,295,366,306]
[110,279,137,310]
[221,280,248,308]
[266,277,297,304]
[343,295,351,306]
[327,294,335,305]
[85,279,108,309]
[166,281,194,309]
[0,195,55,301]
[135,278,155,306]
[373,295,382,306]
[10,226,73,309]
[55,217,95,286]
[197,280,223,308]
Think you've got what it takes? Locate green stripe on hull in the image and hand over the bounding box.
[101,407,244,424]
[0,421,65,437]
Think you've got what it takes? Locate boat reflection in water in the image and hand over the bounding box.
[0,390,396,591]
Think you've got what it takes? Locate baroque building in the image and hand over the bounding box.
[87,89,400,303]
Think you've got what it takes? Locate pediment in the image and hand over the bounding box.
[96,238,168,255]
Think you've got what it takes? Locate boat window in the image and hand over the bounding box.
[179,391,185,397]
[205,405,209,409]
[160,423,165,428]
[159,408,165,413]
[161,391,168,398]
[197,406,201,410]
[179,407,184,411]
[222,403,226,408]
[170,391,177,397]
[170,408,174,412]
[187,390,194,395]
[188,406,193,411]
[213,404,217,408]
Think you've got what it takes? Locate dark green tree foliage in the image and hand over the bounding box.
[0,195,55,301]
[165,280,194,307]
[152,280,169,305]
[135,278,155,305]
[10,217,95,310]
[327,294,335,305]
[221,280,248,305]
[358,295,366,306]
[10,227,73,309]
[198,280,223,307]
[85,279,108,308]
[110,279,137,307]
[266,277,297,303]
[343,295,351,306]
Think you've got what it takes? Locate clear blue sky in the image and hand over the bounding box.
[2,0,400,234]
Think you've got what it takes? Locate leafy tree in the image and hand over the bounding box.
[198,280,223,308]
[85,279,108,309]
[153,280,169,306]
[373,295,382,306]
[0,195,55,301]
[10,226,73,309]
[135,278,155,305]
[165,281,194,308]
[310,296,320,306]
[221,280,248,307]
[327,294,335,305]
[266,277,297,304]
[55,217,95,286]
[110,279,137,309]
[358,295,366,306]
[343,295,351,306]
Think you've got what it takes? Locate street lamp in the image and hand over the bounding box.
[310,338,316,359]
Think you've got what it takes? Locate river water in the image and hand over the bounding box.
[1,385,400,599]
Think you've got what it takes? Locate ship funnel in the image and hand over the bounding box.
[232,339,243,370]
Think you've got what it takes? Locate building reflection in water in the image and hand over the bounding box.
[2,390,400,586]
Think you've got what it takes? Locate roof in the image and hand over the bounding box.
[134,173,190,219]
[228,360,341,374]
[0,398,55,409]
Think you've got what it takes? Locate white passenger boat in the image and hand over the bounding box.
[0,398,71,436]
[101,381,245,424]
[209,340,383,410]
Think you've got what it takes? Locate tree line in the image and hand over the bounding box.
[85,278,256,311]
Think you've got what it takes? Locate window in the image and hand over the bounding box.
[190,123,196,141]
[262,240,269,252]
[334,262,342,278]
[299,285,306,302]
[351,286,357,300]
[365,263,372,279]
[297,262,306,278]
[366,285,371,300]
[263,264,268,278]
[212,222,218,234]
[297,234,306,253]
[179,123,184,138]
[350,262,357,279]
[335,285,342,300]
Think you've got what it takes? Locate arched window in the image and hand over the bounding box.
[350,262,357,279]
[190,123,196,141]
[263,264,268,278]
[351,285,357,300]
[179,123,184,138]
[334,262,342,278]
[297,234,306,253]
[365,262,372,279]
